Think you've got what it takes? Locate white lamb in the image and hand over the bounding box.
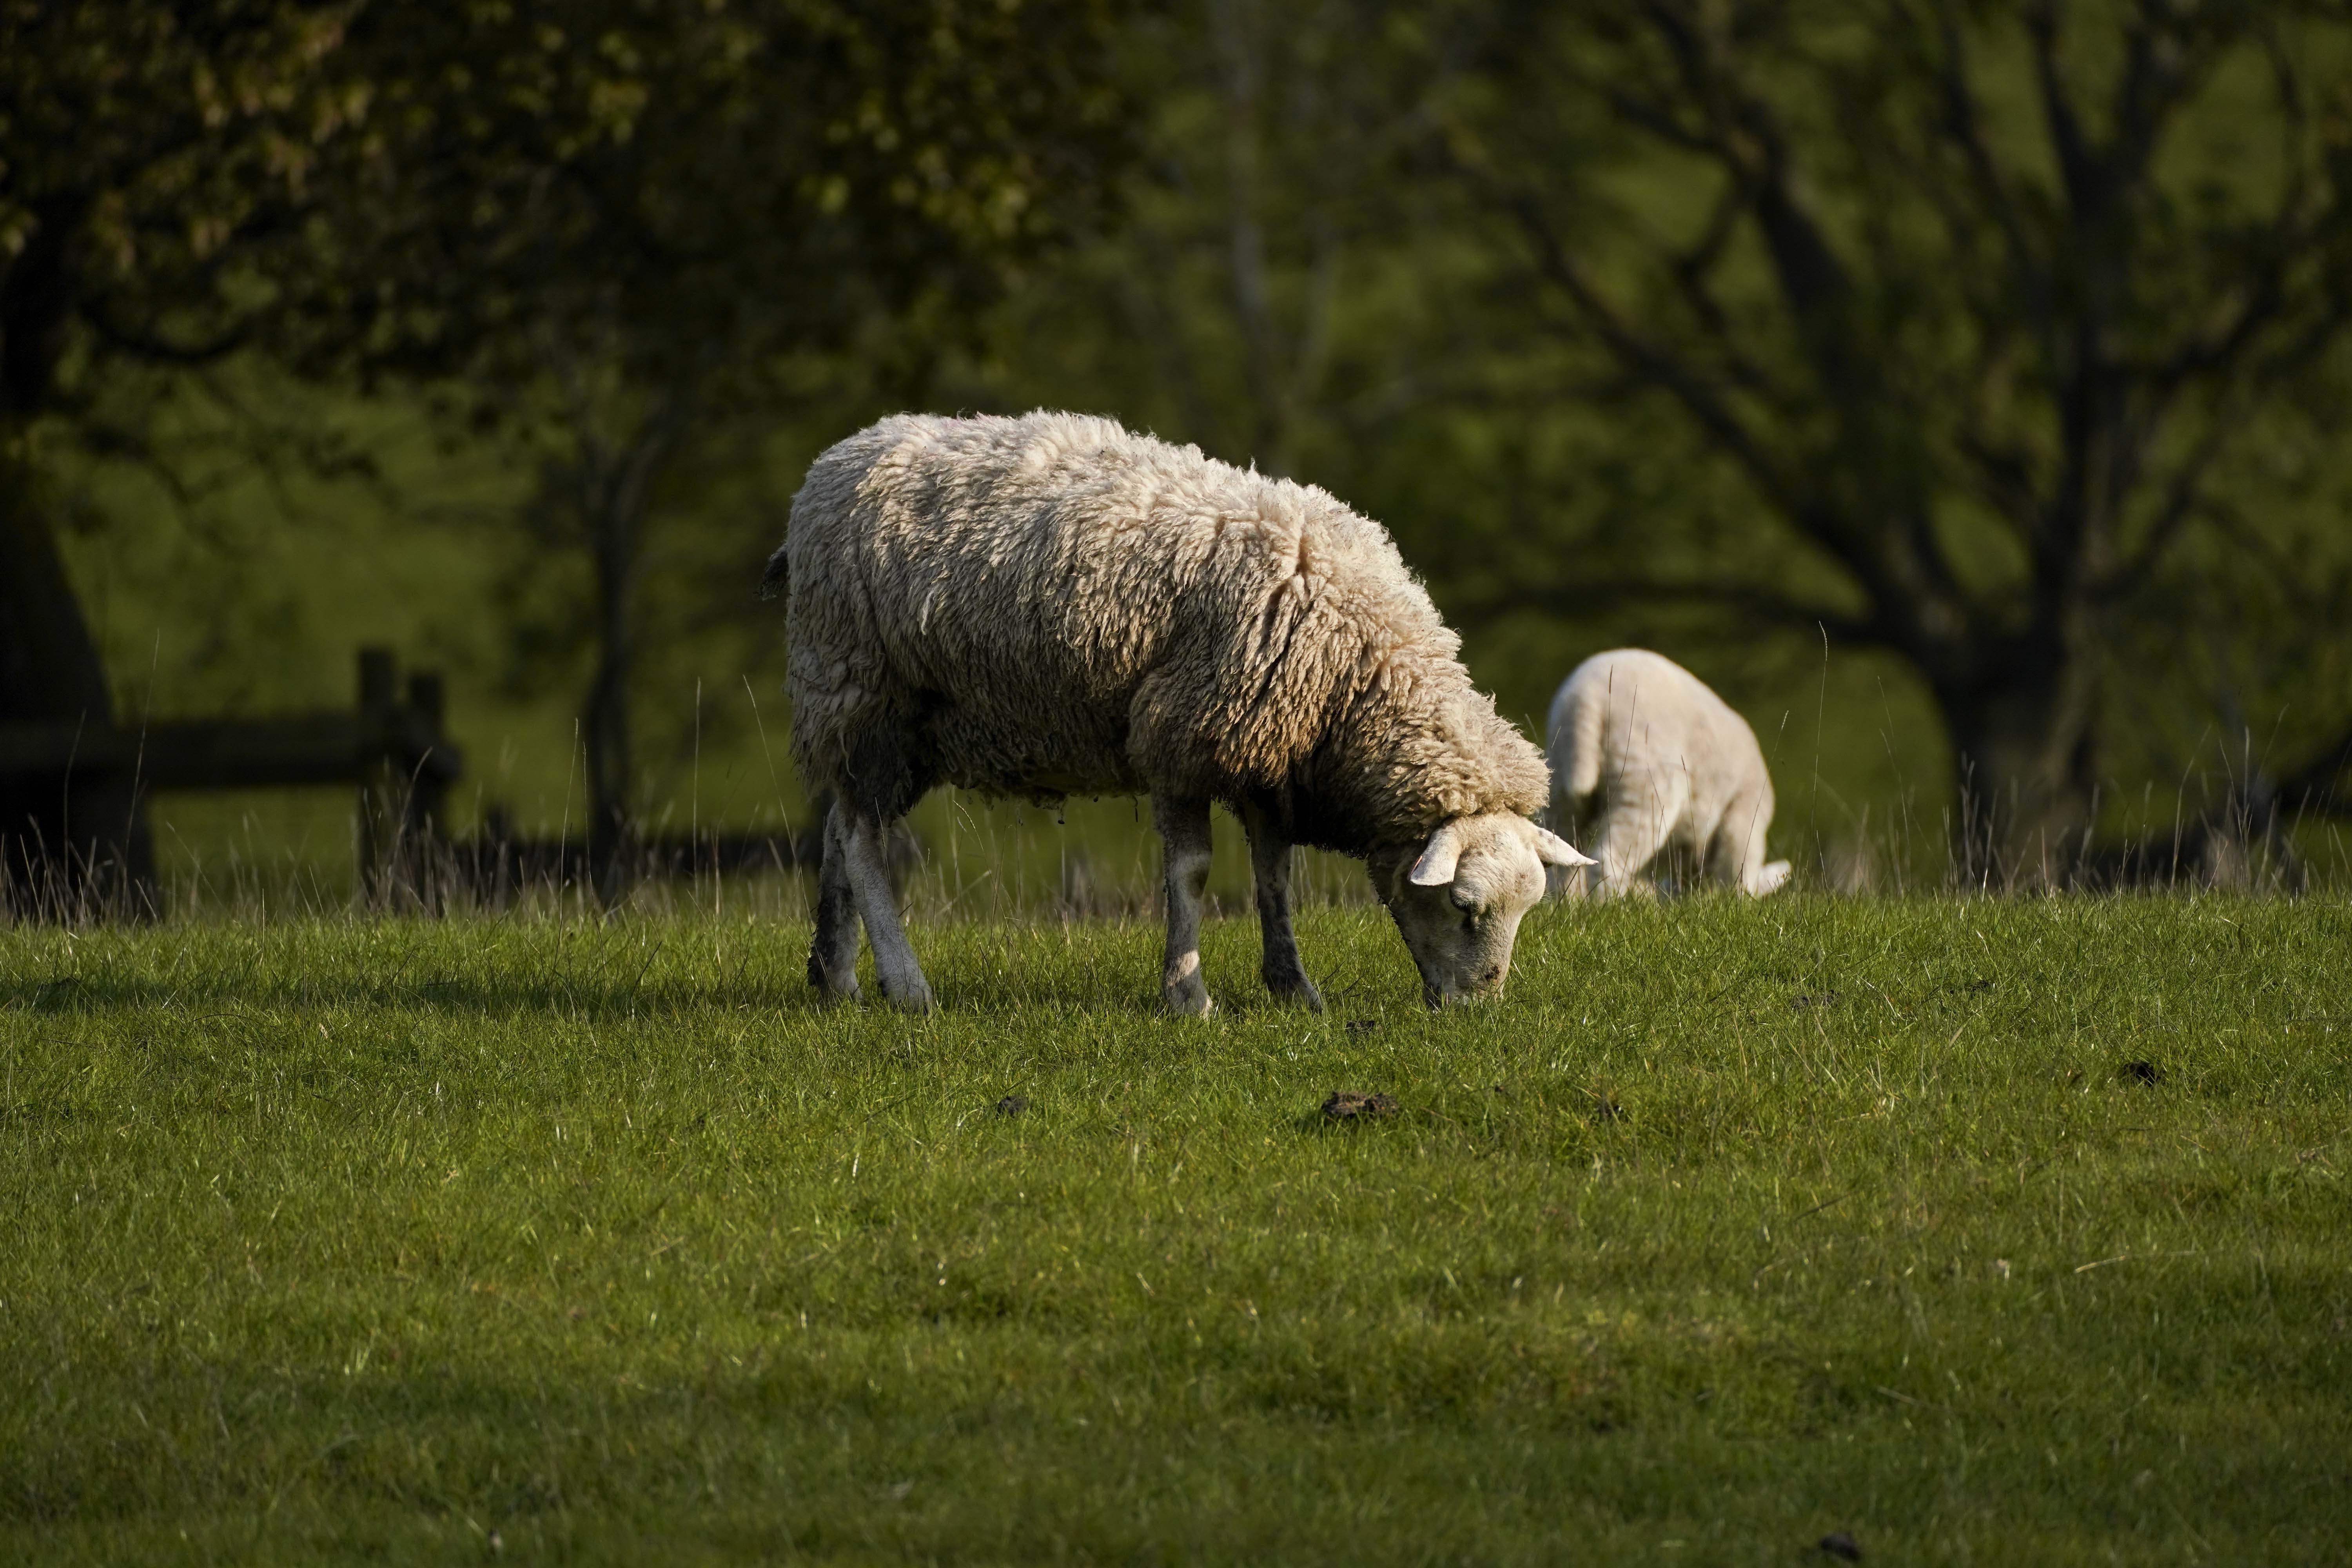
[764,410,1592,1013]
[1545,648,1791,898]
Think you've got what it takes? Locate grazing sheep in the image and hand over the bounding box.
[1545,648,1791,898]
[765,410,1592,1013]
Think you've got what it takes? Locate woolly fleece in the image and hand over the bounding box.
[1546,648,1789,896]
[771,411,1549,853]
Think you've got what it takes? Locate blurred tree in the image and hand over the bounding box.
[2,0,1132,908]
[1441,0,2352,878]
[1,0,367,905]
[301,0,1132,902]
[963,0,1454,479]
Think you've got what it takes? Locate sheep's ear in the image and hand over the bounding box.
[1755,859,1793,895]
[1408,822,1465,886]
[1531,825,1596,869]
[756,544,791,601]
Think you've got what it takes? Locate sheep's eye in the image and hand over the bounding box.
[1450,889,1478,914]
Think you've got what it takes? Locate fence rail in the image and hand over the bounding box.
[0,647,460,908]
[2,648,866,915]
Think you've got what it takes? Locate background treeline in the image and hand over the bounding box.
[7,0,2352,911]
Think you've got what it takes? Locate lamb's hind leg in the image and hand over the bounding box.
[840,806,932,1012]
[807,798,862,1001]
[1707,787,1790,895]
[1154,794,1216,1016]
[1242,801,1321,1010]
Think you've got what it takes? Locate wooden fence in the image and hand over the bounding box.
[2,647,844,911]
[0,647,460,905]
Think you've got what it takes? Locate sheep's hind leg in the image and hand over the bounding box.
[1155,795,1216,1016]
[807,798,862,1001]
[840,807,932,1012]
[1242,802,1321,1011]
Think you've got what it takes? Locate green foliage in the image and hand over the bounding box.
[951,0,2352,858]
[22,0,2352,894]
[1430,0,2352,846]
[0,0,366,428]
[290,0,1135,397]
[0,0,1133,415]
[4,900,2348,1561]
[7,0,1142,898]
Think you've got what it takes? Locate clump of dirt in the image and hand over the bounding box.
[1322,1091,1399,1122]
[2120,1060,2163,1086]
[1817,1531,1863,1561]
[994,1095,1030,1116]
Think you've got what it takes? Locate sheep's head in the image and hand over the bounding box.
[1370,814,1593,1008]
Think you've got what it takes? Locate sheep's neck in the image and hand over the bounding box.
[1283,659,1509,857]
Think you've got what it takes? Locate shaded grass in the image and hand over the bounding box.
[2,897,2349,1564]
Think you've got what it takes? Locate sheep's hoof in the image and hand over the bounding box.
[1163,979,1215,1018]
[1265,975,1324,1012]
[808,958,860,1004]
[884,981,934,1014]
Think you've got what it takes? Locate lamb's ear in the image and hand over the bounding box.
[1408,822,1466,886]
[1531,825,1597,869]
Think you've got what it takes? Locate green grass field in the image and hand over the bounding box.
[3,898,2348,1564]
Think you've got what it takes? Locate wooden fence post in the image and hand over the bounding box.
[356,648,398,904]
[401,670,450,910]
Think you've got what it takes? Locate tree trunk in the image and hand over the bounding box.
[550,364,691,910]
[0,470,156,916]
[1934,640,2100,888]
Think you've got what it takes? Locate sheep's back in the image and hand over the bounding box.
[785,412,1450,803]
[1552,649,1764,809]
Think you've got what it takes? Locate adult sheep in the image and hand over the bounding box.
[1545,648,1792,898]
[765,410,1593,1013]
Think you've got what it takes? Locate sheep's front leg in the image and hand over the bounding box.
[840,807,932,1012]
[1590,771,1685,898]
[807,799,863,1001]
[1242,803,1321,1011]
[1154,794,1216,1016]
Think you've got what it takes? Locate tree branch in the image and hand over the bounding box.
[1463,573,1882,648]
[2025,4,2096,210]
[1666,172,1779,396]
[2106,0,2202,195]
[2096,414,2238,600]
[1930,0,2056,363]
[1600,83,1724,157]
[1491,187,1804,527]
[81,309,250,369]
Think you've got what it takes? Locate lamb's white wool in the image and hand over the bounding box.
[768,410,1590,1012]
[1545,648,1791,898]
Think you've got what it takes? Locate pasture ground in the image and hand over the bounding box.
[2,898,2347,1564]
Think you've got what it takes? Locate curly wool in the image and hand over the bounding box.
[772,410,1548,853]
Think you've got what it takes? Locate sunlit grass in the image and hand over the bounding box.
[3,897,2347,1563]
